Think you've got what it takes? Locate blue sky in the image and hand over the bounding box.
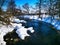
[15,0,37,8]
[3,0,50,11]
[3,0,37,10]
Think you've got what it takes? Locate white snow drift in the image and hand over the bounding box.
[0,18,35,45]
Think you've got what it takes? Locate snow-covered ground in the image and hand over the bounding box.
[12,18,27,23]
[0,18,34,45]
[0,25,14,45]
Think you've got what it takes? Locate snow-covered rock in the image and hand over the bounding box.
[27,27,34,33]
[16,27,34,40]
[10,23,34,40]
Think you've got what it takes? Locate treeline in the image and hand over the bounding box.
[0,0,60,25]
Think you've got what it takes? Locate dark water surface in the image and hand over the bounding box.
[4,18,60,45]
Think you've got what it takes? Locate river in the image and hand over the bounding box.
[4,16,60,45]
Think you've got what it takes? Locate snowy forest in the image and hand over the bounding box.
[0,0,60,45]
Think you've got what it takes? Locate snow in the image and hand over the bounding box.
[42,17,52,23]
[11,23,34,40]
[11,23,22,29]
[27,27,34,33]
[51,20,60,30]
[0,25,14,45]
[12,18,27,23]
[23,15,39,20]
[13,18,20,23]
[16,27,34,40]
[33,16,39,19]
[20,20,27,23]
[22,15,60,30]
[0,18,35,45]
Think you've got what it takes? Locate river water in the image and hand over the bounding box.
[4,16,60,45]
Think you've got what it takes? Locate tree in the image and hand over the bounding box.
[22,3,29,14]
[0,0,16,25]
[49,0,57,17]
[7,0,16,15]
[55,0,60,17]
[36,0,42,18]
[0,0,8,15]
[15,6,22,15]
[35,0,42,18]
[0,0,10,25]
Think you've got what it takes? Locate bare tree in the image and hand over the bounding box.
[0,0,8,15]
[0,0,16,25]
[36,0,42,18]
[7,0,16,15]
[49,0,57,17]
[56,0,60,17]
[22,3,29,14]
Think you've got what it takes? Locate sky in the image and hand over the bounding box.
[3,0,50,11]
[15,0,37,8]
[3,0,37,11]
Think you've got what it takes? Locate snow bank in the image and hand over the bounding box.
[0,18,35,45]
[41,18,60,30]
[21,15,60,30]
[16,27,34,40]
[0,25,14,45]
[12,18,27,23]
